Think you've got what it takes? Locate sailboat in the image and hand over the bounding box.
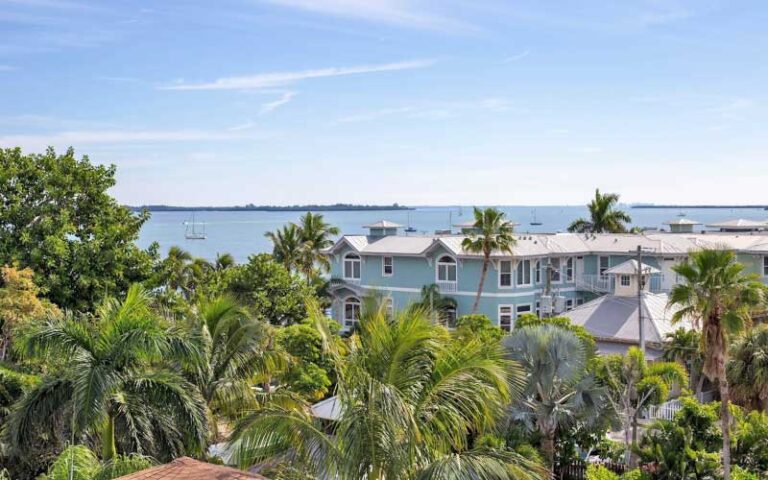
[405,211,416,233]
[184,212,207,240]
[529,209,543,226]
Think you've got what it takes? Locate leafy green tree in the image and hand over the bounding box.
[461,207,516,313]
[503,325,607,471]
[3,285,207,462]
[265,223,304,274]
[596,347,687,462]
[728,324,768,412]
[225,254,314,326]
[663,328,706,396]
[277,317,340,400]
[732,409,768,474]
[0,147,156,311]
[454,314,504,343]
[230,302,546,479]
[190,296,282,440]
[515,313,596,355]
[296,212,340,282]
[669,248,766,479]
[568,189,631,233]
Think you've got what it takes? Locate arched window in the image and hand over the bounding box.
[344,297,361,328]
[344,253,361,280]
[436,256,457,283]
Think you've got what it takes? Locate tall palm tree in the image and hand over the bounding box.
[3,285,208,461]
[669,248,766,480]
[461,207,516,313]
[296,212,340,282]
[567,189,632,233]
[264,223,303,273]
[190,296,283,440]
[663,327,706,395]
[503,325,607,470]
[229,301,546,479]
[728,324,768,412]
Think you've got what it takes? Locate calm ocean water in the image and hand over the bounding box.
[136,206,768,262]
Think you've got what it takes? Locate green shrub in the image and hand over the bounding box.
[586,464,620,480]
[620,469,650,480]
[732,466,759,480]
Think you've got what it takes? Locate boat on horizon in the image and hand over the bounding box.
[184,213,207,240]
[530,209,543,226]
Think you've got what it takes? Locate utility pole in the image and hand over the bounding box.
[636,245,645,353]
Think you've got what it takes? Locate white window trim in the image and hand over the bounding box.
[620,274,631,286]
[382,256,394,277]
[598,255,610,276]
[534,259,542,284]
[436,255,458,284]
[343,253,361,280]
[343,296,361,327]
[565,257,574,283]
[516,259,533,287]
[515,303,533,318]
[498,260,513,289]
[498,304,514,332]
[550,258,562,284]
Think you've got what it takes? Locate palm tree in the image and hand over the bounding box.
[3,285,208,461]
[414,283,458,326]
[190,296,283,440]
[567,189,632,233]
[38,445,153,480]
[728,324,768,412]
[461,207,516,313]
[214,253,235,271]
[229,301,546,479]
[663,328,706,396]
[296,212,340,282]
[264,224,303,273]
[503,325,607,470]
[159,246,194,291]
[669,248,766,480]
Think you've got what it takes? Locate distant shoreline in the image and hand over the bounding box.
[632,205,768,209]
[128,203,412,212]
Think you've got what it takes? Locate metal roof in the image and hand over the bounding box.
[311,396,342,421]
[363,220,404,228]
[706,218,767,229]
[604,259,661,275]
[662,218,701,225]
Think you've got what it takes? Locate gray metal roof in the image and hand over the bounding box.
[311,396,342,421]
[604,259,661,275]
[663,218,701,225]
[363,220,404,228]
[706,218,767,229]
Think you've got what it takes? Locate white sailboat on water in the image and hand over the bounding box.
[184,212,207,240]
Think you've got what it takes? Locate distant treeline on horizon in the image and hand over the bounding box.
[632,204,768,209]
[127,203,412,212]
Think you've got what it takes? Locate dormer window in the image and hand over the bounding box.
[344,253,361,280]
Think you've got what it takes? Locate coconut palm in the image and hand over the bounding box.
[461,207,516,313]
[728,324,768,412]
[264,223,303,273]
[190,295,283,440]
[663,327,706,395]
[669,248,766,480]
[296,212,340,281]
[38,445,153,480]
[567,189,631,233]
[503,325,607,470]
[3,285,208,461]
[214,253,235,271]
[229,300,546,480]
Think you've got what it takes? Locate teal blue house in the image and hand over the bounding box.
[324,221,768,342]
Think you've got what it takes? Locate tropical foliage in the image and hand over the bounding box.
[568,189,632,233]
[727,324,768,412]
[663,328,706,395]
[265,212,340,283]
[669,248,766,479]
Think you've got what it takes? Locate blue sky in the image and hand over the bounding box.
[1,0,766,206]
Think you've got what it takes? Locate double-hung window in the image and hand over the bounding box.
[599,256,610,276]
[550,258,561,283]
[534,260,542,283]
[383,256,394,276]
[565,258,574,282]
[516,259,532,286]
[344,253,361,280]
[344,297,361,328]
[499,260,512,287]
[499,306,514,332]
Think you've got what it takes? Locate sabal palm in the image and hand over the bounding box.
[567,189,631,233]
[190,296,282,438]
[669,248,766,480]
[264,224,303,273]
[461,207,516,313]
[3,285,207,461]
[663,327,706,395]
[297,212,340,281]
[728,324,768,412]
[230,301,546,480]
[503,325,606,470]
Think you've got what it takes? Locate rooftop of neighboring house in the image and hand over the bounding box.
[325,230,768,258]
[114,457,268,480]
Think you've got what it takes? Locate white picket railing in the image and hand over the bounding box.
[437,281,457,293]
[644,399,683,421]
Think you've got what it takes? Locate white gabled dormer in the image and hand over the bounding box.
[604,259,660,296]
[363,220,403,238]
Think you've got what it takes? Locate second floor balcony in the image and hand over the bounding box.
[576,273,668,294]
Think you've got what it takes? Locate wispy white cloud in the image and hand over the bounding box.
[503,50,530,63]
[261,0,471,31]
[260,91,296,114]
[163,59,436,91]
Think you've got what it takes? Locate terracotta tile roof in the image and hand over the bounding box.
[114,457,268,480]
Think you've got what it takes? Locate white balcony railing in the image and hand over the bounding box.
[575,274,668,294]
[437,281,458,293]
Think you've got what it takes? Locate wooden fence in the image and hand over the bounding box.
[554,460,627,480]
